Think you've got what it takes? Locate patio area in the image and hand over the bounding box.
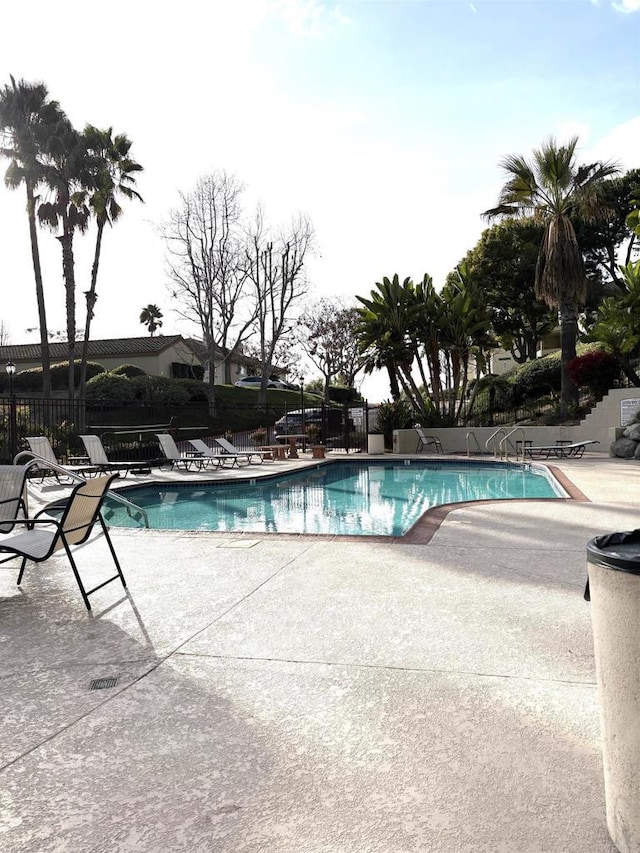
[1,454,637,852]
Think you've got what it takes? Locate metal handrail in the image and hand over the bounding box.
[485,427,507,458]
[465,431,482,457]
[13,451,149,528]
[498,427,527,461]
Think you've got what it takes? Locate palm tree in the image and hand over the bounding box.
[37,117,95,402]
[78,126,143,398]
[357,276,422,410]
[484,136,619,416]
[140,304,163,336]
[0,76,64,397]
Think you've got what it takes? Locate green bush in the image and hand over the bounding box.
[14,361,105,392]
[85,372,136,402]
[112,364,147,378]
[511,352,562,403]
[50,361,105,389]
[129,376,190,405]
[178,379,209,402]
[374,399,414,448]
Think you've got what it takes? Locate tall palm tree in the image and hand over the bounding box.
[0,76,64,397]
[484,136,619,416]
[78,126,143,398]
[357,275,437,418]
[38,117,95,402]
[140,304,163,336]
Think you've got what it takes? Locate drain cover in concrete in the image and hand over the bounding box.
[89,677,119,690]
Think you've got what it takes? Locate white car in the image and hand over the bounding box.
[235,376,290,389]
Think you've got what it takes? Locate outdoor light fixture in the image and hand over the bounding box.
[299,375,305,436]
[5,361,16,460]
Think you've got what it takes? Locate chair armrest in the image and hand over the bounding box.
[9,515,60,526]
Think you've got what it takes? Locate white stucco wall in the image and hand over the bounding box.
[391,388,640,457]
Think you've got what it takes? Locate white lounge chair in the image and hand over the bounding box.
[0,473,126,610]
[80,435,152,477]
[156,434,214,471]
[25,436,96,482]
[524,439,600,459]
[212,437,267,465]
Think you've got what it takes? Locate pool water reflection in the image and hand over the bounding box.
[105,460,565,537]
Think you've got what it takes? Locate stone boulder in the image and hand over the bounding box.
[623,423,640,441]
[611,437,639,459]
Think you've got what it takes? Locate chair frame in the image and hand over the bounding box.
[0,473,126,610]
[415,428,443,454]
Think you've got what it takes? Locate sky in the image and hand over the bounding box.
[0,0,638,401]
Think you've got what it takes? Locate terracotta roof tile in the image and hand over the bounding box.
[0,335,186,363]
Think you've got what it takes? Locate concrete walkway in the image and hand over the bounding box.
[1,455,637,852]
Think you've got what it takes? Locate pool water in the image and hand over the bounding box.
[105,460,565,537]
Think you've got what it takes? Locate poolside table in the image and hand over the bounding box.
[278,434,308,459]
[259,445,288,461]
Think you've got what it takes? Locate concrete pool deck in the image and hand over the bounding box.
[1,453,638,851]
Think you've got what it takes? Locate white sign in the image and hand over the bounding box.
[620,399,640,426]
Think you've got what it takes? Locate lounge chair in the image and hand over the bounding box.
[155,434,213,471]
[187,439,236,467]
[212,437,267,465]
[25,436,96,482]
[415,428,443,454]
[80,435,152,477]
[0,473,126,610]
[524,440,600,459]
[189,438,261,468]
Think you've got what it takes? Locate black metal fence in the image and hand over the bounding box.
[0,396,370,463]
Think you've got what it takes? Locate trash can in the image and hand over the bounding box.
[587,530,640,853]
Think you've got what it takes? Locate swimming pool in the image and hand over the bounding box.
[104,460,566,537]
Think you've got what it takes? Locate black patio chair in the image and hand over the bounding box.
[0,473,127,610]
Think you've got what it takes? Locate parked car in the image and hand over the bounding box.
[235,376,290,389]
[274,407,352,445]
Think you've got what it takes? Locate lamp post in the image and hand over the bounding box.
[299,376,305,449]
[6,361,16,461]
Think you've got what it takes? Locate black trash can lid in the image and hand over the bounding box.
[587,529,640,575]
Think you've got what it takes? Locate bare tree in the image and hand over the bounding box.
[0,320,10,346]
[245,210,315,402]
[161,171,256,408]
[299,299,363,402]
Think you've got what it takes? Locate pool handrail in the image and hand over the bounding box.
[485,427,507,458]
[498,427,527,461]
[12,450,149,528]
[466,431,482,457]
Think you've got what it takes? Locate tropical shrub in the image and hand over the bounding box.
[567,350,620,399]
[374,399,414,448]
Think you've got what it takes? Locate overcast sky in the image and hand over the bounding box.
[0,0,638,400]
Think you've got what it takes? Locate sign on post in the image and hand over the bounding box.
[620,399,640,426]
